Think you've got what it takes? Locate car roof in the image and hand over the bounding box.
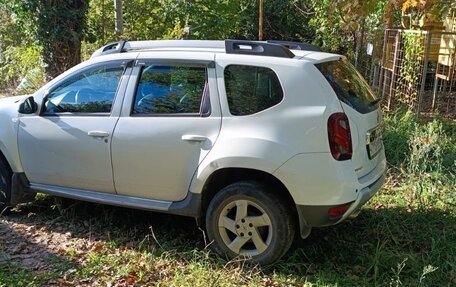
[91,40,341,64]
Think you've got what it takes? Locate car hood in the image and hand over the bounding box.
[0,94,29,105]
[0,94,30,118]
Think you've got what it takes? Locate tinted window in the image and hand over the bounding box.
[133,65,208,115]
[224,65,283,116]
[316,59,379,114]
[44,65,123,114]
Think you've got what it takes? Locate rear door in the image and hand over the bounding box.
[111,54,221,201]
[316,59,383,178]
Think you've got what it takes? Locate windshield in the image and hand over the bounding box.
[316,59,379,114]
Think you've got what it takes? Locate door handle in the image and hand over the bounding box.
[181,135,208,142]
[88,131,110,137]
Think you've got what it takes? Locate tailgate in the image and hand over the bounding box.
[343,105,383,177]
[315,58,383,178]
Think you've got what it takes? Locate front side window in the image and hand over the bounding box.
[43,65,124,114]
[224,65,284,116]
[133,65,208,115]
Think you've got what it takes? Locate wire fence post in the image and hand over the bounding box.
[417,32,432,116]
[378,29,387,99]
[387,31,400,111]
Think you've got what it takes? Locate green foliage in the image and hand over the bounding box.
[160,0,241,40]
[80,0,318,59]
[383,110,455,210]
[123,0,166,40]
[395,32,425,107]
[384,111,455,173]
[0,0,40,91]
[383,110,417,167]
[309,0,385,55]
[11,0,89,79]
[229,0,315,42]
[84,0,116,45]
[407,119,454,209]
[0,45,44,92]
[0,1,26,48]
[407,119,445,174]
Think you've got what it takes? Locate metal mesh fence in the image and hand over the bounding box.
[357,29,456,118]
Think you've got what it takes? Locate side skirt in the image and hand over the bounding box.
[12,173,202,218]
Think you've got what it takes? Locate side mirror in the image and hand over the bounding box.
[18,96,38,114]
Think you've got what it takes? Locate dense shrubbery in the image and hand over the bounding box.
[383,110,455,210]
[0,45,44,93]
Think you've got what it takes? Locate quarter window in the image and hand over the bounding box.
[224,65,283,116]
[43,65,124,114]
[315,59,379,114]
[133,65,208,115]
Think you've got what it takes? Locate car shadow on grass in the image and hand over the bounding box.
[1,196,204,285]
[3,196,456,286]
[279,206,456,286]
[0,215,75,285]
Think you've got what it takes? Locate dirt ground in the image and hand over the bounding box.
[0,215,75,272]
[0,204,104,276]
[0,197,210,287]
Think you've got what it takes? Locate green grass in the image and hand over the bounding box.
[1,187,454,286]
[0,112,455,286]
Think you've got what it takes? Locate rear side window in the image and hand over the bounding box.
[316,59,379,114]
[224,65,283,116]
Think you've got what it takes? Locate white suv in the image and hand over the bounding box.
[0,40,386,264]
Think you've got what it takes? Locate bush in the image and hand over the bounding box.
[383,110,456,210]
[0,44,45,93]
[383,110,417,167]
[383,111,455,171]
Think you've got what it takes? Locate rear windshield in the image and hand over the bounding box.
[316,59,379,114]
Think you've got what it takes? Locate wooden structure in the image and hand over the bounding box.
[433,14,456,112]
[371,25,456,117]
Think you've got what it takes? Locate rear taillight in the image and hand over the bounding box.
[328,203,352,219]
[328,113,352,161]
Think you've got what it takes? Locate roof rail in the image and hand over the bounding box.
[225,40,295,58]
[103,40,126,54]
[267,40,322,52]
[123,40,225,51]
[91,40,298,59]
[91,41,127,58]
[91,40,225,58]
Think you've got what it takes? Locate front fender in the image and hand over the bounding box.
[0,95,26,172]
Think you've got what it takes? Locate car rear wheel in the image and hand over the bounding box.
[0,160,12,213]
[205,181,295,265]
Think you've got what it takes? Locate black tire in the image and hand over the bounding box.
[0,159,12,213]
[205,181,295,265]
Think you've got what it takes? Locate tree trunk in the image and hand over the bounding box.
[40,0,88,79]
[259,0,264,40]
[355,17,366,69]
[114,0,123,39]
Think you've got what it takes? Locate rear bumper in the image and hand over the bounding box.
[337,172,385,222]
[296,172,385,238]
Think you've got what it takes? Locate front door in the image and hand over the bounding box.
[111,60,221,201]
[18,63,127,193]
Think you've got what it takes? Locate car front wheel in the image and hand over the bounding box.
[0,160,12,213]
[205,181,295,265]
